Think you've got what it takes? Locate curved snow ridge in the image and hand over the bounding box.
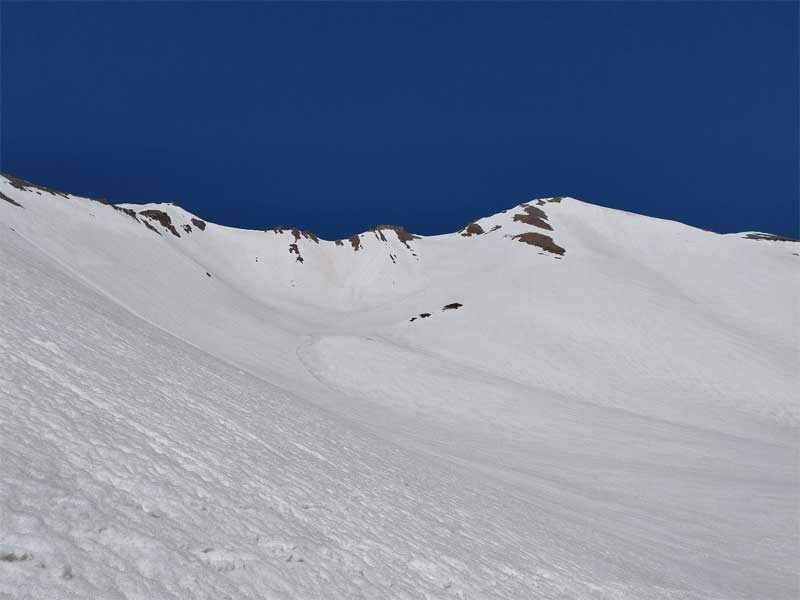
[112,191,581,268]
[114,195,574,244]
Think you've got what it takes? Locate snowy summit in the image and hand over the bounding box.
[0,173,798,599]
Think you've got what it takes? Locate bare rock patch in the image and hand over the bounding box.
[141,220,162,236]
[513,205,552,231]
[512,232,565,255]
[371,225,420,249]
[112,205,138,221]
[744,233,798,243]
[1,174,69,198]
[288,243,305,263]
[139,209,181,237]
[461,222,484,237]
[0,191,23,207]
[1,552,31,562]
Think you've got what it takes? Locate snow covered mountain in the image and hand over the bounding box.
[1,173,797,599]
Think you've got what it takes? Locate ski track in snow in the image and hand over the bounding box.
[0,178,798,599]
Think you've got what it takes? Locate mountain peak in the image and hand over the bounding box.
[1,170,797,600]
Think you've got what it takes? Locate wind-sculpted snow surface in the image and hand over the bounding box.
[0,175,798,599]
[0,231,577,599]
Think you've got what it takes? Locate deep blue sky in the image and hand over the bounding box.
[2,2,797,238]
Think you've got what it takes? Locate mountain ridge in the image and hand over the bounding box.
[1,168,797,599]
[4,171,796,243]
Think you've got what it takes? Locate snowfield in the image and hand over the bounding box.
[0,175,797,599]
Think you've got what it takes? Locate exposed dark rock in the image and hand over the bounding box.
[182,224,192,233]
[349,235,362,251]
[442,303,463,310]
[334,239,344,247]
[0,191,23,207]
[272,225,286,234]
[206,272,211,277]
[743,233,799,243]
[419,313,431,318]
[288,243,305,263]
[1,174,69,198]
[490,225,502,232]
[512,232,566,255]
[461,222,485,237]
[370,225,420,249]
[409,317,417,322]
[283,227,318,243]
[513,205,552,231]
[191,218,207,231]
[141,220,162,236]
[1,552,31,562]
[112,205,138,220]
[139,209,181,237]
[548,196,564,203]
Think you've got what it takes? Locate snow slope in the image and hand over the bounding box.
[1,174,797,599]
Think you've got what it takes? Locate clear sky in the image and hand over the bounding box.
[2,2,797,239]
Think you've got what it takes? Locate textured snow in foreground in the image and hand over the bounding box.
[0,177,798,599]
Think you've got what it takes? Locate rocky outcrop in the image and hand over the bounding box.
[288,242,304,262]
[512,232,565,255]
[112,205,138,220]
[290,229,319,243]
[744,233,798,243]
[141,219,162,236]
[0,191,22,207]
[513,205,552,231]
[1,174,69,198]
[461,223,484,237]
[139,209,181,237]
[370,225,420,249]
